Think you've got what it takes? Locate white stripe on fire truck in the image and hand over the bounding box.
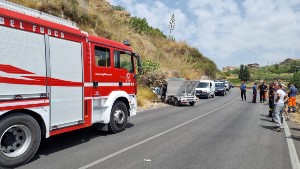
[84,82,134,87]
[84,96,108,100]
[0,100,48,107]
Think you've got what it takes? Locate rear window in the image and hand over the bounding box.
[215,83,224,87]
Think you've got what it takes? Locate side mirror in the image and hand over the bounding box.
[137,54,141,67]
[138,66,143,74]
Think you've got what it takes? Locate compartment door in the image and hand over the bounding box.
[49,37,83,128]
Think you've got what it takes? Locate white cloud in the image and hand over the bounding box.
[108,0,300,68]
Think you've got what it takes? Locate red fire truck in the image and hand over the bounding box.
[0,1,141,168]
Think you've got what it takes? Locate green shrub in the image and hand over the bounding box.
[130,17,166,38]
[141,59,160,74]
[112,5,126,11]
[290,72,300,88]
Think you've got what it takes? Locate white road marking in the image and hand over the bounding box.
[283,120,300,169]
[78,97,239,169]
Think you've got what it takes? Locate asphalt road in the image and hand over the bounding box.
[17,89,294,169]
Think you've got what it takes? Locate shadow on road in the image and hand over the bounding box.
[260,125,275,131]
[288,128,300,142]
[260,118,273,122]
[291,135,300,142]
[289,127,300,132]
[29,122,134,163]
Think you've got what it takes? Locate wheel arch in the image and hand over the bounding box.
[115,97,130,115]
[0,109,46,139]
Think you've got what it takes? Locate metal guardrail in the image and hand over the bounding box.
[0,0,77,29]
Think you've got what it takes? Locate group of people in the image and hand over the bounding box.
[240,81,298,132]
[240,81,269,103]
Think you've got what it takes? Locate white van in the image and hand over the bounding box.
[195,80,215,99]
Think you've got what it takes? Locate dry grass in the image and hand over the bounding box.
[137,86,158,107]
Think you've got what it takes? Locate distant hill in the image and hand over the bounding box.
[9,0,217,80]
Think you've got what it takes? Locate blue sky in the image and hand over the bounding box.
[108,0,300,69]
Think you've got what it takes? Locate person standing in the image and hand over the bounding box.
[252,83,257,103]
[281,84,290,121]
[240,81,247,101]
[267,82,275,117]
[258,82,267,103]
[273,83,289,132]
[288,84,298,113]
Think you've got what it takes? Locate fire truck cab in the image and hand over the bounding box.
[0,1,141,168]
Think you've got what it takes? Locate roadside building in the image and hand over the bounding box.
[247,63,259,69]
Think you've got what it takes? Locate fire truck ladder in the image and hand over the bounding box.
[0,0,77,29]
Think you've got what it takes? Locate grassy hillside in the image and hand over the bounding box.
[9,0,218,105]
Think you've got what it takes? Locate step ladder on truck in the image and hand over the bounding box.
[0,1,142,168]
[163,79,199,106]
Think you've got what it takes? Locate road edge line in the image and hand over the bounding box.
[283,120,300,169]
[78,97,239,169]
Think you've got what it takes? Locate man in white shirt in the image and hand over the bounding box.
[273,83,289,132]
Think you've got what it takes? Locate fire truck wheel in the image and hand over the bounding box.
[109,101,128,133]
[0,113,41,168]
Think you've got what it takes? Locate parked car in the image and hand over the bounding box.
[195,80,215,99]
[215,82,227,96]
[224,81,230,91]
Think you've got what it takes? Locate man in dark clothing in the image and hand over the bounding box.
[258,82,268,103]
[252,83,257,103]
[161,82,167,101]
[240,81,246,101]
[268,82,275,117]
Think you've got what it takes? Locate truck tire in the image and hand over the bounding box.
[212,93,215,98]
[189,102,195,106]
[0,113,41,168]
[109,101,128,133]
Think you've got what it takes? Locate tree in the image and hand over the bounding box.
[238,65,244,80]
[168,14,175,39]
[290,72,300,88]
[244,66,250,81]
[274,63,279,70]
[238,64,250,81]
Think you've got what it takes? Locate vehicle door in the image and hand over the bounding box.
[113,49,135,94]
[92,44,114,96]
